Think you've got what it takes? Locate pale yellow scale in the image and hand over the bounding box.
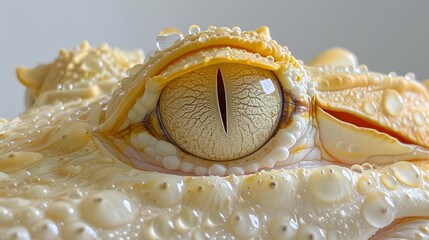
[0,26,428,240]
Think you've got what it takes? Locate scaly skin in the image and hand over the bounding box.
[0,26,428,240]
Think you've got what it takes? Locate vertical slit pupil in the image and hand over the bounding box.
[217,68,227,133]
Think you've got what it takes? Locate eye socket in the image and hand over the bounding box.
[158,63,283,161]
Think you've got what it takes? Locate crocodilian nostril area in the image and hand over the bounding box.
[217,68,227,133]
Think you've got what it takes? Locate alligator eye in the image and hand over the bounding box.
[159,63,282,161]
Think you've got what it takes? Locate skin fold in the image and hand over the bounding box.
[0,26,428,240]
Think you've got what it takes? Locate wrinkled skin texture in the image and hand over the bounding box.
[0,27,429,240]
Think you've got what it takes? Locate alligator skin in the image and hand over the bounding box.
[0,26,429,240]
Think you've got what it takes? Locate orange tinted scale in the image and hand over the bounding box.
[324,109,413,145]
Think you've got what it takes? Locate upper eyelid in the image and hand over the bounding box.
[99,48,284,134]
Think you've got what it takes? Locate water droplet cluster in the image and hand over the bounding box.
[314,68,429,147]
[1,25,429,240]
[0,125,428,240]
[19,41,143,108]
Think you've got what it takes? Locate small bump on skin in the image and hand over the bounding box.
[357,175,376,195]
[295,224,326,240]
[25,185,49,199]
[175,207,200,230]
[309,166,351,203]
[362,191,395,228]
[62,222,97,240]
[80,190,136,228]
[268,214,298,240]
[228,209,261,239]
[241,172,295,210]
[160,182,168,189]
[1,26,429,239]
[46,201,75,221]
[57,164,83,177]
[0,152,44,172]
[31,219,59,240]
[15,207,43,225]
[4,227,31,240]
[0,206,13,224]
[133,175,184,208]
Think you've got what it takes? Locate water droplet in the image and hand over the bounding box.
[343,66,351,73]
[99,97,110,106]
[383,89,403,116]
[358,65,368,73]
[117,89,126,96]
[175,207,200,230]
[199,34,208,42]
[380,174,397,190]
[362,163,374,170]
[145,214,174,238]
[388,72,397,78]
[391,161,421,188]
[232,26,241,34]
[56,83,63,91]
[351,164,363,173]
[347,143,361,153]
[392,121,401,130]
[207,25,217,32]
[405,72,415,80]
[101,103,108,111]
[282,46,290,54]
[188,25,201,35]
[363,101,377,115]
[412,111,425,126]
[218,26,231,34]
[334,96,341,102]
[82,57,104,72]
[156,28,184,51]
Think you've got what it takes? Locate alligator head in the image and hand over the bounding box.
[1,26,428,239]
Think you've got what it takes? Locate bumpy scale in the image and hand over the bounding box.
[0,26,429,239]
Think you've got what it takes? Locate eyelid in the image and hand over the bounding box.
[95,27,317,175]
[145,108,167,141]
[120,62,313,175]
[98,47,285,134]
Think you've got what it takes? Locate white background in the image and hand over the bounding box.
[1,0,428,118]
